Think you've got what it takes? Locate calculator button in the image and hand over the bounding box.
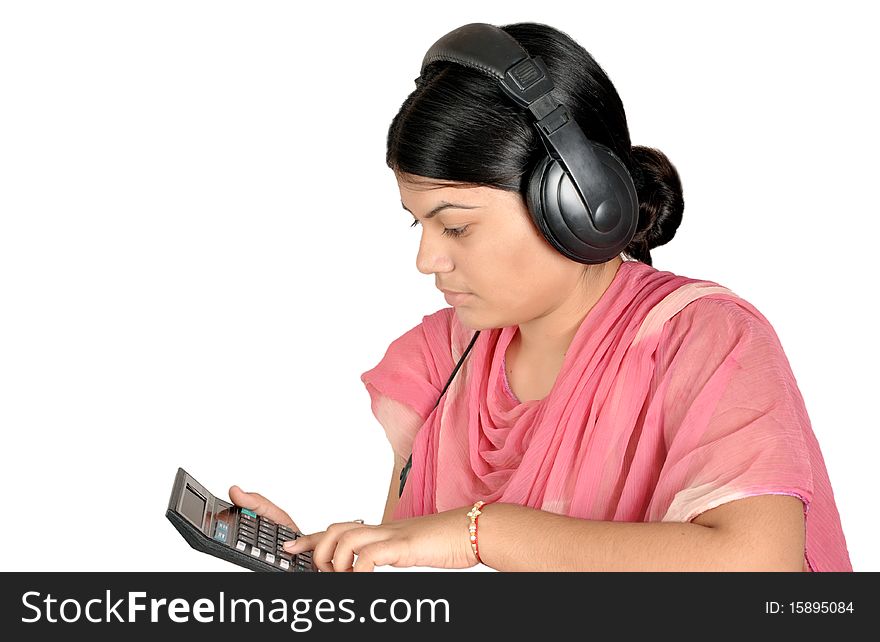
[241,508,257,518]
[250,546,261,557]
[236,541,247,552]
[265,553,275,564]
[279,559,290,570]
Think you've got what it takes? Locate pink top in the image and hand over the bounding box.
[360,260,852,571]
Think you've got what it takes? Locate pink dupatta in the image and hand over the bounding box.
[360,260,852,571]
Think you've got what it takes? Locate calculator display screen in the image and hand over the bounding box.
[181,484,206,527]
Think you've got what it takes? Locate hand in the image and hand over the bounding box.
[228,485,299,531]
[281,507,480,572]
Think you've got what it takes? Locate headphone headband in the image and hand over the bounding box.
[420,23,555,110]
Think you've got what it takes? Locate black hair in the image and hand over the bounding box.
[386,22,684,267]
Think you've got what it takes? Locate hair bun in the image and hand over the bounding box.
[624,145,684,266]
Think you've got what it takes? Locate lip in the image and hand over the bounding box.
[440,289,473,306]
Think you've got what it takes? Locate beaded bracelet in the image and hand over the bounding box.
[466,500,487,563]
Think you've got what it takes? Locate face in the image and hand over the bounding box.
[397,172,597,331]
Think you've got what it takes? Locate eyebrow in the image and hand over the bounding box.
[400,200,481,219]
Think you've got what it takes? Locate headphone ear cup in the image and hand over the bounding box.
[525,155,567,255]
[525,144,639,264]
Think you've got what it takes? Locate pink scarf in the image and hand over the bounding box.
[360,260,852,571]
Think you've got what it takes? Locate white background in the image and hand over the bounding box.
[1,0,877,572]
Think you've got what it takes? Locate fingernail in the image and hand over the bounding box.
[283,540,297,551]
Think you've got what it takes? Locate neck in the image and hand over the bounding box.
[513,256,624,362]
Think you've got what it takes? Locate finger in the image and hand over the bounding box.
[282,531,323,554]
[228,485,297,530]
[332,526,386,573]
[353,540,402,572]
[311,523,365,572]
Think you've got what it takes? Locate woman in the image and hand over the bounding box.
[229,22,852,572]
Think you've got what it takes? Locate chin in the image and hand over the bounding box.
[454,307,500,332]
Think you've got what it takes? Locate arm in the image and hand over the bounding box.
[381,452,407,525]
[475,494,806,571]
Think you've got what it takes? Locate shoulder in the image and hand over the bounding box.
[361,307,457,405]
[662,292,780,344]
[385,306,453,348]
[422,306,478,361]
[372,307,459,382]
[654,293,790,379]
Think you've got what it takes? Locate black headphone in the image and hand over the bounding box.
[398,23,639,498]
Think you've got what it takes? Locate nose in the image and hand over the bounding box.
[415,231,453,275]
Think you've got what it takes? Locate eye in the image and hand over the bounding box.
[409,219,469,238]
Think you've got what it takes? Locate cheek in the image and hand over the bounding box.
[507,231,562,281]
[477,250,529,296]
[477,256,545,312]
[509,246,579,302]
[469,222,562,299]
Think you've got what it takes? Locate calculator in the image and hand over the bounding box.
[166,467,315,573]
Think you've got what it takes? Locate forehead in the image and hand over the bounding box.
[395,174,504,204]
[397,173,474,192]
